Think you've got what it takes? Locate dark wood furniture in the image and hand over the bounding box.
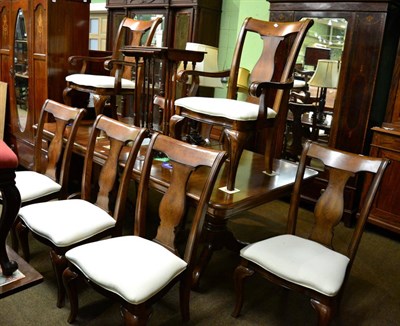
[269,0,400,223]
[105,0,222,50]
[0,0,90,169]
[40,122,319,289]
[232,141,389,326]
[120,46,205,133]
[362,123,400,233]
[304,46,331,68]
[63,17,162,119]
[63,133,226,325]
[0,246,43,298]
[10,100,85,252]
[0,140,20,276]
[16,115,147,308]
[170,18,313,192]
[364,29,400,234]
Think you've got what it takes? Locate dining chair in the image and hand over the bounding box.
[62,133,226,325]
[170,17,313,192]
[16,114,148,308]
[231,141,389,325]
[63,17,162,119]
[8,99,86,252]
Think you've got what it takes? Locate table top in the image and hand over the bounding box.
[42,123,318,219]
[135,148,318,219]
[0,246,43,299]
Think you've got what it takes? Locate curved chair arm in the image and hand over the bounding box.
[249,79,294,97]
[177,69,230,96]
[104,59,143,93]
[68,55,113,74]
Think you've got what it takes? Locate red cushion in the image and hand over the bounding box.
[0,140,18,169]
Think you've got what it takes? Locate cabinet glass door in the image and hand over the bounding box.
[13,9,28,132]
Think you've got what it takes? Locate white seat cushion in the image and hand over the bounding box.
[66,74,135,89]
[66,236,187,304]
[19,199,116,247]
[293,79,306,88]
[16,171,61,202]
[175,97,277,121]
[240,234,350,296]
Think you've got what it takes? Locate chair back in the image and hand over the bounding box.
[34,99,86,199]
[135,134,226,266]
[81,115,148,233]
[228,18,312,106]
[111,17,162,78]
[288,141,389,266]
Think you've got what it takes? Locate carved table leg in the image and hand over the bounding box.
[192,214,246,290]
[0,169,21,276]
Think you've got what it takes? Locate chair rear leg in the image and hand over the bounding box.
[62,266,80,323]
[310,298,334,326]
[179,275,192,322]
[15,219,31,261]
[232,264,255,318]
[10,218,19,251]
[50,250,67,308]
[121,305,152,326]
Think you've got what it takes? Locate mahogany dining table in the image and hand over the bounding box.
[42,123,318,288]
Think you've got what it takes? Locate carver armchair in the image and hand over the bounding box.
[62,133,226,325]
[170,17,313,192]
[63,17,162,118]
[232,141,389,325]
[16,115,148,308]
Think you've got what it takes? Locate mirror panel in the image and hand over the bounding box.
[284,17,347,160]
[13,9,29,132]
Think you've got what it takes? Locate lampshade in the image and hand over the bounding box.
[308,59,340,89]
[179,42,223,88]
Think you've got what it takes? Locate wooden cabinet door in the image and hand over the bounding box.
[7,0,34,167]
[364,127,400,234]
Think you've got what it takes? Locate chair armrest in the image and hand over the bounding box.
[177,69,230,96]
[68,55,113,74]
[104,59,137,71]
[177,69,230,83]
[249,79,294,97]
[104,59,142,93]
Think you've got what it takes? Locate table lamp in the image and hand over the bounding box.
[308,59,340,123]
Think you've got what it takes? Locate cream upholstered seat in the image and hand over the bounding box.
[240,234,349,296]
[14,171,61,202]
[63,17,162,118]
[65,74,136,89]
[63,133,226,325]
[171,18,313,192]
[17,115,148,308]
[66,236,187,304]
[9,100,85,251]
[174,97,277,121]
[232,141,390,326]
[20,199,116,247]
